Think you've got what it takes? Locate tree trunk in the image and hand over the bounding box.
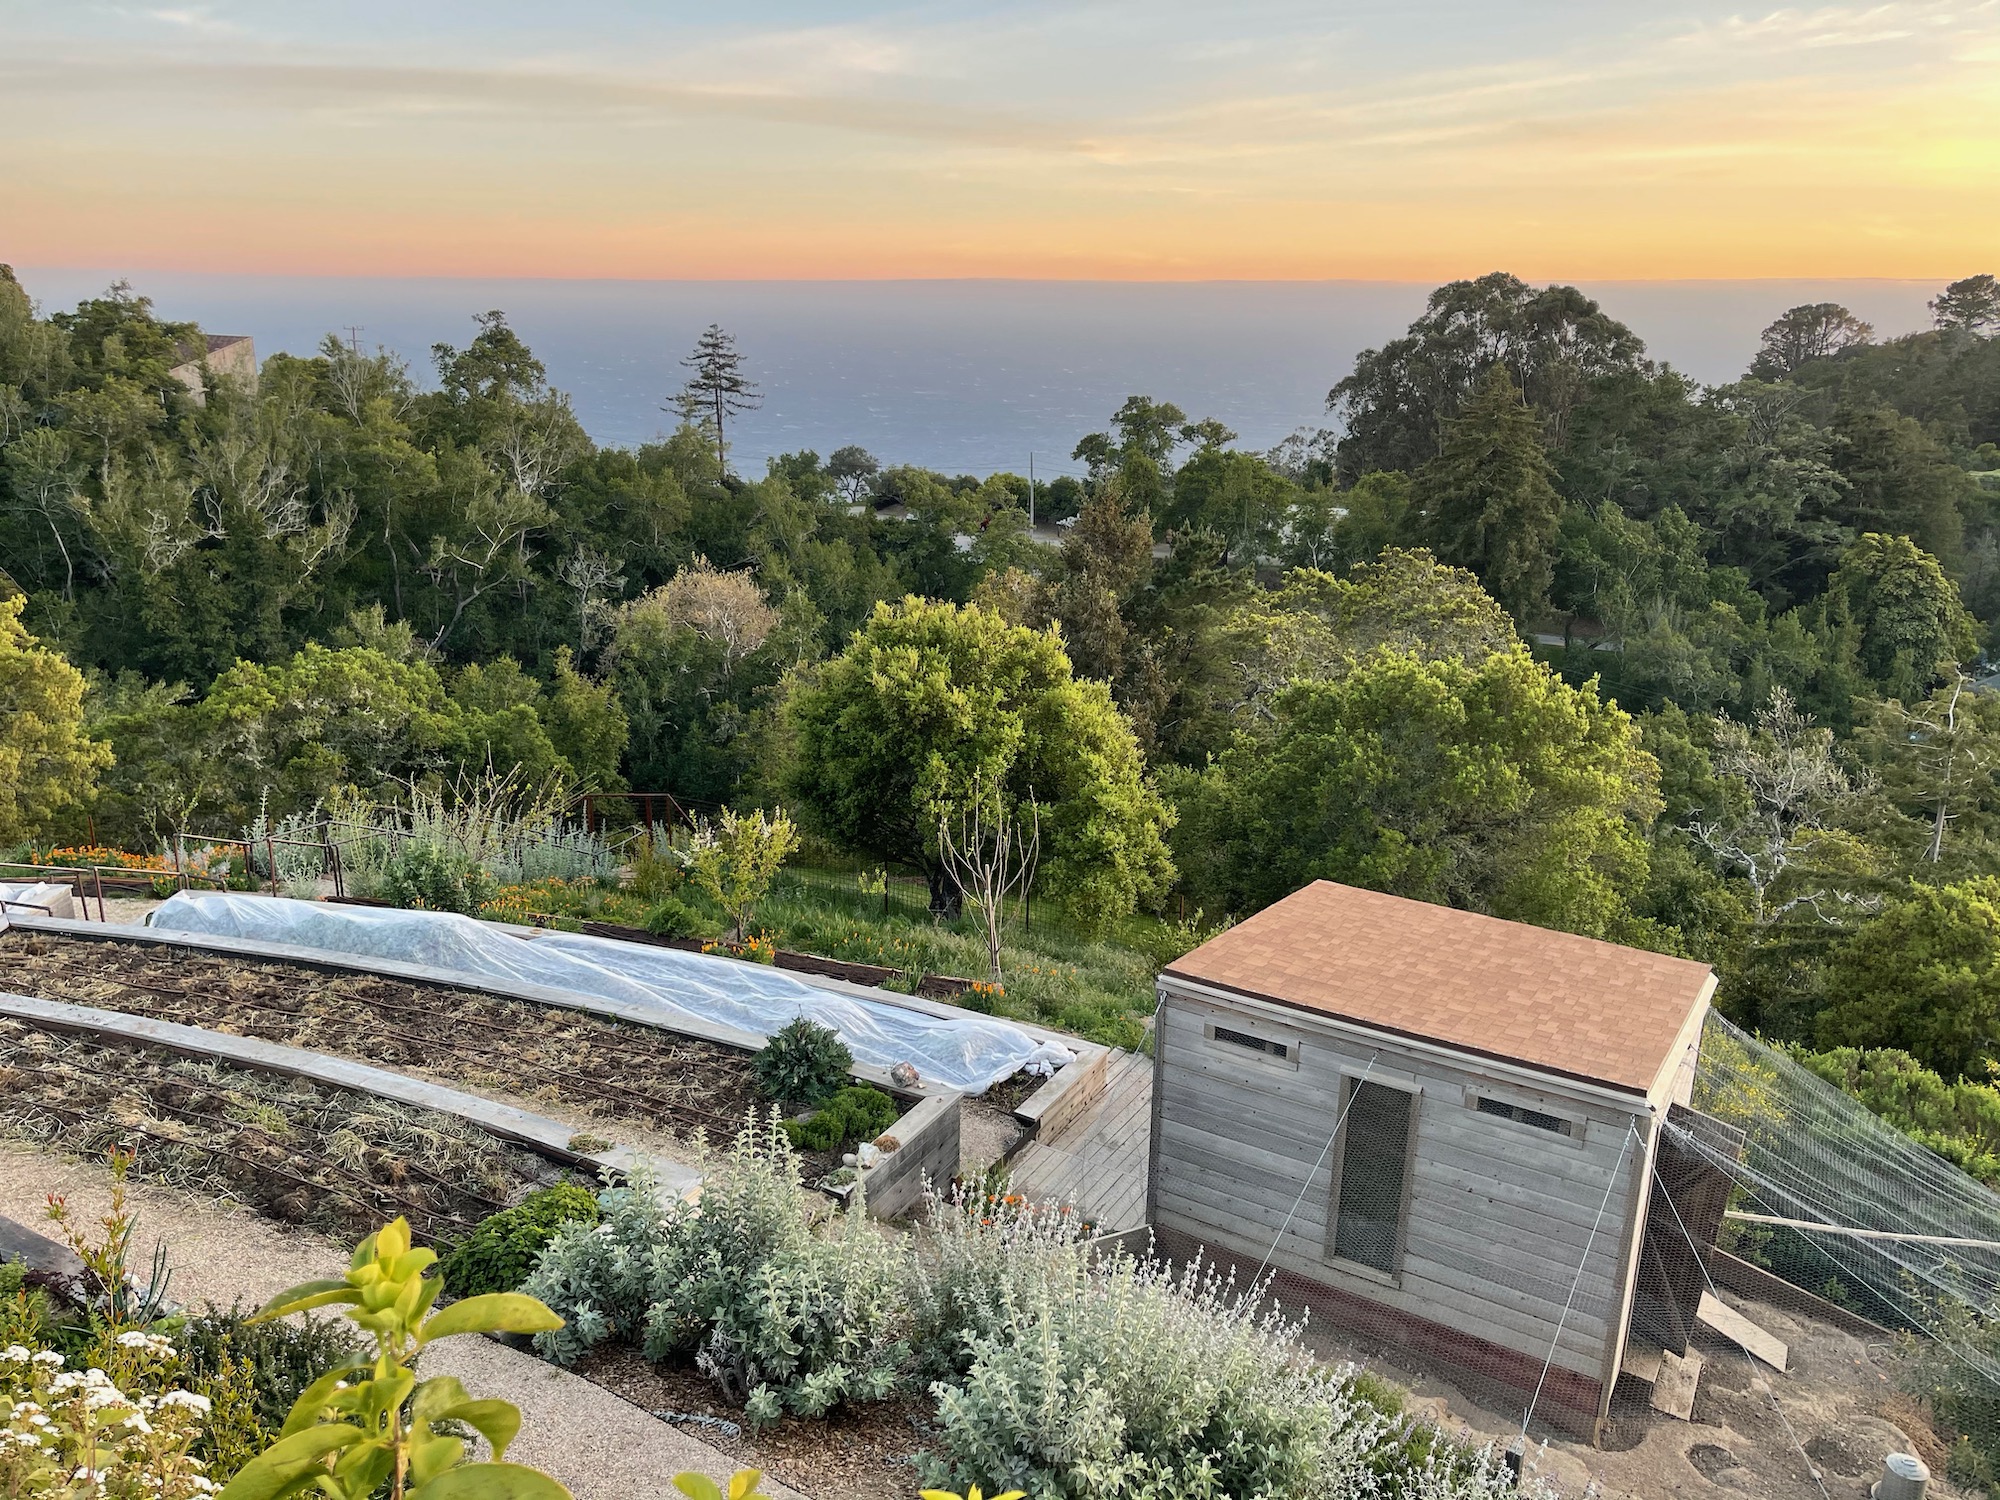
[927,865,963,920]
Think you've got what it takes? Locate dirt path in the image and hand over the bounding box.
[0,1141,806,1500]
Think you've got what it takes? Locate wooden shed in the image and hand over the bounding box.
[1147,881,1717,1437]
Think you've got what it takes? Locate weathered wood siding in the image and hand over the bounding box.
[1150,985,1649,1381]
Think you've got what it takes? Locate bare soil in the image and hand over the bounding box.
[0,1015,570,1243]
[0,929,766,1145]
[1298,1292,1967,1500]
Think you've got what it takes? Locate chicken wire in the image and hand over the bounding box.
[144,892,1073,1093]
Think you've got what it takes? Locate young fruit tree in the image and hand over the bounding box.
[939,774,1041,984]
[687,805,799,942]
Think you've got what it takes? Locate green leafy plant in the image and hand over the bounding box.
[782,1086,900,1154]
[215,1216,570,1500]
[173,1303,366,1469]
[671,1472,775,1500]
[687,806,800,942]
[441,1186,601,1298]
[643,895,708,940]
[43,1145,175,1337]
[378,839,499,915]
[752,1018,853,1106]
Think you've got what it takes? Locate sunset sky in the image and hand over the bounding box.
[5,1,1998,281]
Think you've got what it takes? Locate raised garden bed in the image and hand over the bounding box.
[0,930,763,1144]
[0,1014,568,1243]
[0,924,972,1200]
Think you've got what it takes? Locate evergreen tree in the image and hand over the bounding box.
[1413,366,1562,624]
[674,324,760,474]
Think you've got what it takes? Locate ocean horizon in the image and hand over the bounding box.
[14,270,1945,477]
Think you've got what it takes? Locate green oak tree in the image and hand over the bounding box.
[1818,879,2000,1079]
[780,596,1174,923]
[1169,644,1660,938]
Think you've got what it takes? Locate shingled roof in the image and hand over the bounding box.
[1162,881,1714,1095]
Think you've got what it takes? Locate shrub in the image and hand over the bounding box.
[645,895,709,940]
[0,1260,64,1350]
[687,807,800,942]
[378,838,498,914]
[172,1303,362,1432]
[752,1018,853,1105]
[782,1086,901,1154]
[0,1332,214,1499]
[525,1116,910,1428]
[912,1193,1529,1500]
[442,1184,603,1297]
[170,1303,363,1472]
[516,1170,678,1368]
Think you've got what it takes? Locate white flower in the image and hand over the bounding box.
[116,1331,153,1348]
[1,1345,29,1363]
[157,1390,211,1415]
[122,1411,153,1434]
[30,1350,64,1368]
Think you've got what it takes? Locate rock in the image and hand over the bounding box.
[891,1061,922,1089]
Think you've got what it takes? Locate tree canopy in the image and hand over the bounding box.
[780,597,1174,922]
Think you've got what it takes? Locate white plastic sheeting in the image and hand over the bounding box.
[144,893,1072,1092]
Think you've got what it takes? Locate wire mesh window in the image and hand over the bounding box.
[1474,1094,1574,1137]
[1211,1024,1290,1060]
[1332,1079,1414,1275]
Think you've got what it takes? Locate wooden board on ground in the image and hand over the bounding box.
[1648,1347,1704,1419]
[1622,1344,1662,1386]
[1698,1290,1789,1372]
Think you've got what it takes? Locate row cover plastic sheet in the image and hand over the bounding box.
[144,893,1072,1092]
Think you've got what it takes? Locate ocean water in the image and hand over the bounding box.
[13,271,1942,477]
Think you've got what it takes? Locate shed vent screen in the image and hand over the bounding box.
[1333,1080,1413,1274]
[1212,1025,1289,1060]
[1474,1095,1574,1137]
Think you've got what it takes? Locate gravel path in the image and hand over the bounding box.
[0,1141,805,1500]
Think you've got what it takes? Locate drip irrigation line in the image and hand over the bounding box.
[1253,1051,1379,1284]
[23,946,743,1135]
[1654,1164,1833,1500]
[1522,1118,1635,1438]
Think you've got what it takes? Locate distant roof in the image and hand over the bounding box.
[204,334,251,353]
[1162,881,1713,1095]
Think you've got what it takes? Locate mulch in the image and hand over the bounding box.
[572,1345,942,1500]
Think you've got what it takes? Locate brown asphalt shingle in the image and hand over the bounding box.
[1162,881,1713,1095]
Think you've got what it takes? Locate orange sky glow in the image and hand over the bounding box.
[4,3,1997,282]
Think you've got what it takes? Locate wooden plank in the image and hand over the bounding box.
[1698,1292,1789,1372]
[1623,1345,1661,1385]
[1648,1347,1703,1419]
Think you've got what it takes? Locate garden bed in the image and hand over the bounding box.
[0,926,954,1190]
[572,1344,937,1500]
[0,929,765,1144]
[0,1015,568,1243]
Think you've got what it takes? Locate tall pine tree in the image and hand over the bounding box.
[1413,365,1562,624]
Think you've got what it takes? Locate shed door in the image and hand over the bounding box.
[1330,1079,1416,1275]
[1629,1104,1745,1355]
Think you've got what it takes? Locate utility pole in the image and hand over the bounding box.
[343,326,364,354]
[1028,451,1036,529]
